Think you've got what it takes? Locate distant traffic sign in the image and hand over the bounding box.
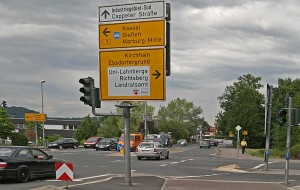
[99,48,165,100]
[98,1,166,22]
[25,113,46,122]
[99,20,165,49]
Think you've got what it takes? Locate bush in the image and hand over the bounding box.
[11,132,28,146]
[47,134,63,143]
[290,144,300,159]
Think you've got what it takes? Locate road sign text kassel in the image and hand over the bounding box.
[99,19,165,49]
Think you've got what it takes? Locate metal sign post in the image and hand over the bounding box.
[285,97,292,184]
[236,125,241,158]
[116,102,136,186]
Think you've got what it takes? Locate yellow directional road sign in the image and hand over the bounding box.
[99,48,165,100]
[99,20,165,49]
[25,113,46,122]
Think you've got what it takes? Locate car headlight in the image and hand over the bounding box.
[105,145,109,147]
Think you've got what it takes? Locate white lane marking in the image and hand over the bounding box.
[252,161,276,170]
[170,162,179,164]
[109,160,122,162]
[180,160,186,162]
[160,164,167,167]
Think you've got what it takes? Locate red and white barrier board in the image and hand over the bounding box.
[55,162,73,181]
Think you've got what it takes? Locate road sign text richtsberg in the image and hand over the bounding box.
[98,1,165,22]
[99,48,165,101]
[99,20,165,49]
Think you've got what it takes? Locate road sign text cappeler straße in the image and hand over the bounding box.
[98,1,166,22]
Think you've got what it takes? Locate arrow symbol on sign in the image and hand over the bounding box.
[152,70,161,79]
[103,27,110,37]
[101,10,110,19]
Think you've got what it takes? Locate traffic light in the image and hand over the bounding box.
[278,109,287,126]
[2,101,7,108]
[79,77,94,106]
[291,109,300,126]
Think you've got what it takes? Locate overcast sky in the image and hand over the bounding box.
[1,0,300,126]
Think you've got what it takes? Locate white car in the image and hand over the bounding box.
[136,141,169,160]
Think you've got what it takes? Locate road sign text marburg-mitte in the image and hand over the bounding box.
[99,19,165,49]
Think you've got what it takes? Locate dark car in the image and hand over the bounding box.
[0,146,64,183]
[209,138,219,146]
[48,138,79,149]
[84,136,103,149]
[177,139,188,147]
[200,139,211,148]
[95,138,118,151]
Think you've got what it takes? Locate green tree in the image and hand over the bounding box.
[73,115,98,142]
[116,101,155,133]
[272,78,300,149]
[216,74,265,148]
[156,98,204,141]
[0,108,15,139]
[97,116,122,137]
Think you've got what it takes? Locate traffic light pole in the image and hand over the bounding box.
[264,84,272,171]
[285,97,292,184]
[116,102,136,186]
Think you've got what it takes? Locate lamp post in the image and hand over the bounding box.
[41,80,46,147]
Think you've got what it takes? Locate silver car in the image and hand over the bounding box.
[136,141,169,160]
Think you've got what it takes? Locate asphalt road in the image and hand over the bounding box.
[1,144,300,190]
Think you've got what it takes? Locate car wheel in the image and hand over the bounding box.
[165,152,169,159]
[137,157,142,160]
[58,145,63,149]
[109,146,112,151]
[16,167,30,183]
[96,148,99,151]
[200,146,202,148]
[156,153,162,160]
[73,145,76,149]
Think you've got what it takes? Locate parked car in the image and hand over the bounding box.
[48,138,79,149]
[84,136,103,149]
[210,138,219,146]
[95,138,118,151]
[199,139,211,148]
[177,139,188,147]
[136,141,169,160]
[0,146,64,183]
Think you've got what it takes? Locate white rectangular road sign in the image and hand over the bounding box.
[98,1,166,22]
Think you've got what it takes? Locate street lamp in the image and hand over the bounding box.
[41,80,46,147]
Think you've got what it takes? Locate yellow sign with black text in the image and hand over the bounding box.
[25,113,46,122]
[99,20,165,49]
[99,48,165,100]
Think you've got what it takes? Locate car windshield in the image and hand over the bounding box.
[86,137,99,142]
[178,139,185,142]
[139,143,154,148]
[100,138,111,143]
[53,139,64,143]
[0,147,17,157]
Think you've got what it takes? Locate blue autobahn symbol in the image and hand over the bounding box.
[114,32,120,39]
